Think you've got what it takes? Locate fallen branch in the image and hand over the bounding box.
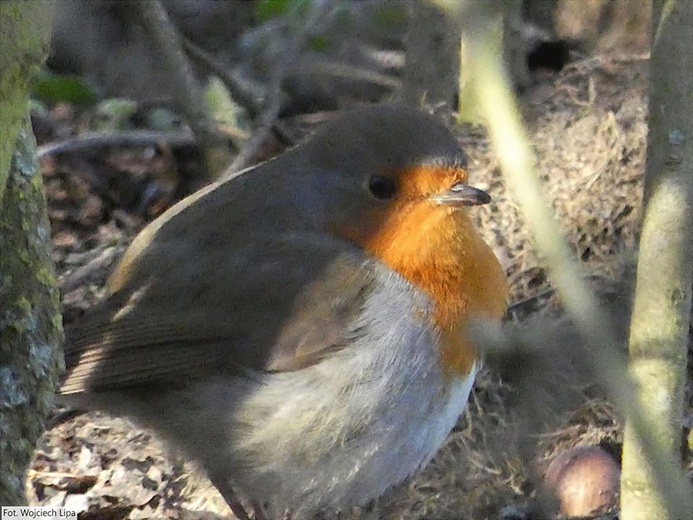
[60,247,121,293]
[36,130,195,159]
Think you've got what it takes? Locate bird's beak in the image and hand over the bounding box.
[431,182,492,207]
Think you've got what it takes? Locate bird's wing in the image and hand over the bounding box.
[61,233,387,394]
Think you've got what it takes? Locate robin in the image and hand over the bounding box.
[61,104,508,520]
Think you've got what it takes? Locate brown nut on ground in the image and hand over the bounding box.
[545,445,620,518]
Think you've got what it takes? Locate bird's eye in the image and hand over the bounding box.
[368,175,396,200]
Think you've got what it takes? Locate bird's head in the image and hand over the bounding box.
[294,105,496,275]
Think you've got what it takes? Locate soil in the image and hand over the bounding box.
[26,52,691,520]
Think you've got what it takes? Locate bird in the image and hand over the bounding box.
[60,104,508,520]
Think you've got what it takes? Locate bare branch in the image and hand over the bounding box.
[134,0,232,176]
[226,0,334,175]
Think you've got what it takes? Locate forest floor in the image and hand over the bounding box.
[27,50,690,520]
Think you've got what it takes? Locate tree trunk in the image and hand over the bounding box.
[620,0,693,519]
[0,2,51,203]
[0,1,62,506]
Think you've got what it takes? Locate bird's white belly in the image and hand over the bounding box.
[148,269,479,518]
[192,342,477,517]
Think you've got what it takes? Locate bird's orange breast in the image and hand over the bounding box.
[341,194,507,378]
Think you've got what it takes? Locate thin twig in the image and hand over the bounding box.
[60,247,121,293]
[182,37,297,149]
[182,38,264,118]
[134,0,232,174]
[227,0,334,175]
[27,469,96,481]
[36,131,195,159]
[290,57,401,89]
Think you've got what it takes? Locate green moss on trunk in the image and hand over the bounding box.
[0,1,61,506]
[0,1,53,203]
[0,118,64,506]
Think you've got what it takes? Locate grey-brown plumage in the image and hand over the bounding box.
[62,104,507,519]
